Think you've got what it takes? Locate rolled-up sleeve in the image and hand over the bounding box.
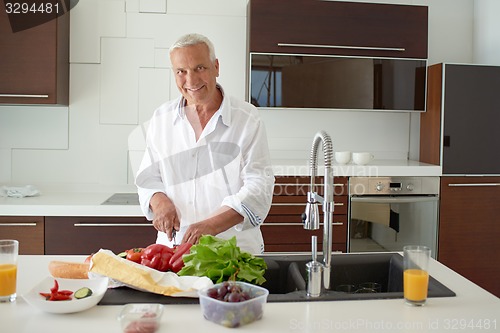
[221,118,275,231]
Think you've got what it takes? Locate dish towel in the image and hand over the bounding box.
[0,185,40,198]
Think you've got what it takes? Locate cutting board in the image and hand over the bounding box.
[98,287,199,305]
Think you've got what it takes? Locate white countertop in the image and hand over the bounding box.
[0,159,440,217]
[3,254,498,333]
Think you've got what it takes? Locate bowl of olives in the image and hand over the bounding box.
[198,281,269,328]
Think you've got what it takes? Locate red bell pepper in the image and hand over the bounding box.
[140,244,174,272]
[169,243,192,273]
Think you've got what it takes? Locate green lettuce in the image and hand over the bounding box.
[177,235,267,285]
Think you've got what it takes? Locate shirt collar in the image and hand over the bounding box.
[173,84,231,126]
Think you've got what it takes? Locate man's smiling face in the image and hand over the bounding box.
[170,43,220,107]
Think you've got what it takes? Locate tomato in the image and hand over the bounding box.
[140,244,174,272]
[125,248,144,263]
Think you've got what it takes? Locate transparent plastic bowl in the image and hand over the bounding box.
[198,281,269,328]
[118,303,164,333]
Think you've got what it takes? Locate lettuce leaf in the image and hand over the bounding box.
[177,235,267,285]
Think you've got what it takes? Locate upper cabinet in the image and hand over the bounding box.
[248,0,428,111]
[420,63,500,174]
[0,7,69,105]
[249,0,428,59]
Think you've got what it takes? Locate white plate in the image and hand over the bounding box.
[23,276,109,314]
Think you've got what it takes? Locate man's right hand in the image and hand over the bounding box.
[149,192,179,241]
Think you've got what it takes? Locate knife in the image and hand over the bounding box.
[172,229,178,246]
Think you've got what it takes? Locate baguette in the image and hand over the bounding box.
[48,260,90,279]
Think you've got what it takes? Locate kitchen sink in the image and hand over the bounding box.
[263,252,456,302]
[101,193,139,205]
[99,252,455,305]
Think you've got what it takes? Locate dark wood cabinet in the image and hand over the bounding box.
[249,0,428,59]
[438,177,500,297]
[0,8,69,105]
[421,63,500,174]
[0,216,44,254]
[262,176,348,253]
[44,217,157,255]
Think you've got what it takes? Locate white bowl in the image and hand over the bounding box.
[23,276,108,314]
[352,152,374,165]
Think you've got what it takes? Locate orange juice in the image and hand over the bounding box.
[0,264,17,296]
[404,269,429,302]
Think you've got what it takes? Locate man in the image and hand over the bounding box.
[135,33,275,254]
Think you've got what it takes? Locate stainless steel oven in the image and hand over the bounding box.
[348,177,440,258]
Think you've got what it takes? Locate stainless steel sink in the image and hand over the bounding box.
[99,252,455,305]
[101,193,139,205]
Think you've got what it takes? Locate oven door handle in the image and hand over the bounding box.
[350,196,438,204]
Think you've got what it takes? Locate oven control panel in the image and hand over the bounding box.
[349,177,440,195]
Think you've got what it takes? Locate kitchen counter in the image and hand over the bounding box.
[272,159,441,177]
[3,254,498,333]
[0,159,440,217]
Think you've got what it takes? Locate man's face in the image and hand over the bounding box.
[170,43,220,106]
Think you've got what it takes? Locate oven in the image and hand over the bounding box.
[348,177,440,259]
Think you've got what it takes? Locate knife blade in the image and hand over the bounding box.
[172,229,177,246]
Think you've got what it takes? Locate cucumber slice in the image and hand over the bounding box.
[74,287,93,299]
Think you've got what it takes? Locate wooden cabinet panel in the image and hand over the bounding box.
[45,217,156,255]
[419,63,442,165]
[263,176,348,252]
[0,9,69,104]
[249,0,428,58]
[439,177,500,297]
[0,216,44,254]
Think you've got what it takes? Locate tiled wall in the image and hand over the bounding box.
[0,0,478,189]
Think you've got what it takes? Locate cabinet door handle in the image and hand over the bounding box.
[448,183,500,187]
[263,222,344,226]
[263,223,302,226]
[277,42,405,52]
[0,223,37,226]
[73,223,153,227]
[0,94,49,98]
[272,202,344,206]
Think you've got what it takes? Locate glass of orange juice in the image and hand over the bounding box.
[0,240,19,302]
[403,245,431,306]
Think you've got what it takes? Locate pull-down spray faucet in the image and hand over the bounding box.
[302,131,334,295]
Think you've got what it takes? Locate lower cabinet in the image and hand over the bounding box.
[438,177,500,297]
[44,217,157,255]
[0,216,45,254]
[262,176,348,252]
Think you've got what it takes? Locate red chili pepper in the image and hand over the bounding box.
[41,279,74,301]
[140,244,174,272]
[49,292,72,301]
[169,243,192,273]
[50,279,59,294]
[39,292,51,299]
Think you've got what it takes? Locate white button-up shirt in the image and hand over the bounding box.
[135,86,275,253]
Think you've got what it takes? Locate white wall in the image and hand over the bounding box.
[473,0,500,65]
[0,0,479,189]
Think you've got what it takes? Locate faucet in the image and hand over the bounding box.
[302,131,334,295]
